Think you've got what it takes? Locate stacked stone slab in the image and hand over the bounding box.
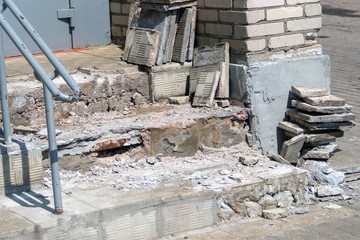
[279,86,355,164]
[123,0,197,67]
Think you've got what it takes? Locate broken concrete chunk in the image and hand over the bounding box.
[304,133,336,147]
[289,117,354,131]
[127,29,162,67]
[262,208,288,220]
[302,143,338,160]
[172,8,192,63]
[287,108,355,123]
[303,94,346,107]
[168,96,189,105]
[291,86,329,99]
[239,155,259,166]
[317,186,343,197]
[192,71,220,108]
[267,152,292,165]
[216,100,230,108]
[280,134,306,164]
[149,66,190,101]
[278,121,304,135]
[291,100,352,114]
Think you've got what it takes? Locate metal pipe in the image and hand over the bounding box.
[0,28,11,144]
[0,12,79,102]
[4,0,80,96]
[43,82,63,214]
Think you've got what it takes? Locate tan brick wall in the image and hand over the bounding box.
[110,0,322,61]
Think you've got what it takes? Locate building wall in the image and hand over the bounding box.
[110,0,322,62]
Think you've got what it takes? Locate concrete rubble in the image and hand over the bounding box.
[279,86,355,164]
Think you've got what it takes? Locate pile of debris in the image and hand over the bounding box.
[278,86,355,164]
[123,0,230,108]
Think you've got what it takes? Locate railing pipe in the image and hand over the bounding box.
[0,28,11,144]
[0,13,79,102]
[4,0,80,97]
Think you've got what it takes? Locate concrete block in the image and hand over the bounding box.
[303,94,346,107]
[266,6,303,21]
[287,17,322,31]
[219,10,265,24]
[234,0,285,9]
[269,34,305,49]
[229,55,330,154]
[127,29,162,67]
[189,64,220,95]
[235,22,284,38]
[0,142,43,195]
[291,100,352,114]
[110,2,121,13]
[192,71,220,107]
[287,108,355,123]
[280,134,305,163]
[305,3,322,16]
[291,86,329,98]
[112,15,129,26]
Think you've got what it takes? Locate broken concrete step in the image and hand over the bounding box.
[291,100,352,114]
[303,94,346,107]
[302,144,338,160]
[291,86,329,99]
[286,108,355,123]
[278,121,304,135]
[289,117,354,131]
[192,71,220,108]
[280,134,306,164]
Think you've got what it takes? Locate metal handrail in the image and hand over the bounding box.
[0,0,82,214]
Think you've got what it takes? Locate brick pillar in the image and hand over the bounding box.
[110,0,131,46]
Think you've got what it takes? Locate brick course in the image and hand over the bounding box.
[110,0,323,62]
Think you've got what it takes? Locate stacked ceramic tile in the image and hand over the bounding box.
[123,0,197,67]
[279,86,355,164]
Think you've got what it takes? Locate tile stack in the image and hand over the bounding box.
[123,0,197,67]
[279,86,355,164]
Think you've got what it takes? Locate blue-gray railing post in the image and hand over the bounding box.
[0,28,12,144]
[43,83,63,214]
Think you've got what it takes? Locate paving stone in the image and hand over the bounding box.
[289,117,354,131]
[291,86,329,98]
[149,66,190,101]
[278,121,304,135]
[192,71,220,107]
[304,133,336,147]
[163,10,178,63]
[127,29,162,67]
[193,42,230,98]
[291,99,353,114]
[189,63,221,95]
[302,144,338,160]
[172,8,192,63]
[303,94,346,107]
[262,208,288,220]
[280,134,306,164]
[287,108,356,123]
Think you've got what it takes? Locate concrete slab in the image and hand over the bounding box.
[291,100,352,114]
[192,71,220,107]
[291,86,329,98]
[280,134,306,163]
[303,94,346,107]
[172,8,192,63]
[287,108,356,123]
